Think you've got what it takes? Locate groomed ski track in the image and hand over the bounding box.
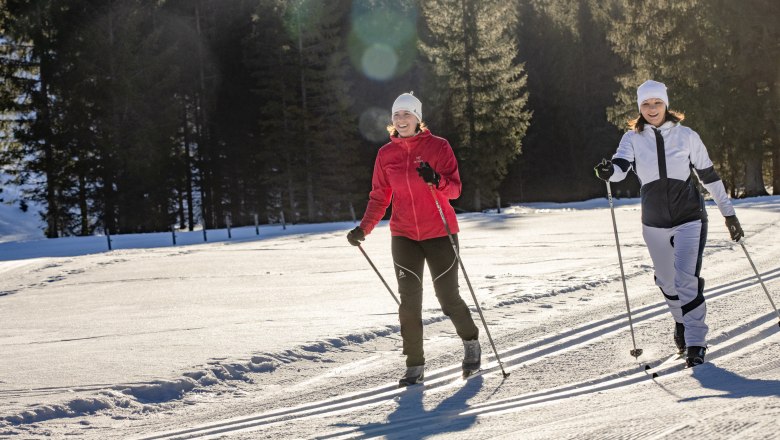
[137,267,780,440]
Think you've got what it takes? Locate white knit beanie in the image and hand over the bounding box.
[636,80,669,111]
[391,92,422,122]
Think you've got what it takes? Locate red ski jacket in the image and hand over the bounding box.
[359,129,461,241]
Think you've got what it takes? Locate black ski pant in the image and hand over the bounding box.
[391,234,479,367]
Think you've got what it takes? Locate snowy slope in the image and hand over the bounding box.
[1,197,779,439]
[0,181,44,243]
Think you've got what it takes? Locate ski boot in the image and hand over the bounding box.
[686,346,706,368]
[462,339,481,378]
[674,322,686,355]
[398,365,424,387]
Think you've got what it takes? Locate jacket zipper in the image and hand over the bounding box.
[404,140,421,240]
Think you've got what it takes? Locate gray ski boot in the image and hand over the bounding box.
[462,339,481,378]
[398,365,424,387]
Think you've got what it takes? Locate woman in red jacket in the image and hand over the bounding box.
[347,92,480,386]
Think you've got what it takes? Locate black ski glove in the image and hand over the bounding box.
[725,215,744,241]
[347,226,365,246]
[416,161,440,188]
[594,159,614,181]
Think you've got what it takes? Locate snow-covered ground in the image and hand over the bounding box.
[1,196,779,439]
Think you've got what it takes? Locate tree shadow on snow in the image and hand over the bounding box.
[680,363,780,402]
[328,375,484,439]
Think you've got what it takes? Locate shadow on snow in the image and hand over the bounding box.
[684,362,780,402]
[328,376,484,439]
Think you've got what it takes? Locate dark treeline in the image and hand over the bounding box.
[1,0,777,238]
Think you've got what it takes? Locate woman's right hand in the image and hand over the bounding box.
[594,159,614,181]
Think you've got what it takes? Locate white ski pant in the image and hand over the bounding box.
[642,219,708,347]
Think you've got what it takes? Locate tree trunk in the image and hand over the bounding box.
[103,0,118,235]
[773,124,780,195]
[78,172,89,236]
[773,142,779,196]
[194,0,215,228]
[40,77,58,238]
[461,0,479,211]
[35,4,58,238]
[742,149,769,197]
[182,103,195,230]
[296,7,315,222]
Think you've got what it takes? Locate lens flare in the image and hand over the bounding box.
[348,4,418,81]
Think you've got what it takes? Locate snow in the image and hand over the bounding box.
[0,181,45,244]
[1,196,779,439]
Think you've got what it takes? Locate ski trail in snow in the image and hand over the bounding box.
[312,316,779,440]
[134,272,780,440]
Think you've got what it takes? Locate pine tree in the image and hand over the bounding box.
[246,0,361,223]
[245,0,304,223]
[0,0,70,237]
[420,0,531,211]
[501,0,629,202]
[69,0,183,233]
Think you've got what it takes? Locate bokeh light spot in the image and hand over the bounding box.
[361,44,398,81]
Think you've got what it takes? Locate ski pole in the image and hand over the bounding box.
[605,181,643,358]
[737,239,780,327]
[357,244,401,306]
[427,185,510,378]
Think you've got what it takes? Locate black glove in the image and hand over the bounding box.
[416,161,440,187]
[594,159,614,181]
[347,226,365,246]
[725,215,744,241]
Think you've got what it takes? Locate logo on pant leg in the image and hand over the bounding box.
[398,269,406,279]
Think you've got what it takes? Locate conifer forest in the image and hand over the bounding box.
[1,0,778,238]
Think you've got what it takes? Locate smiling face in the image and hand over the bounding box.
[391,110,419,138]
[640,98,667,127]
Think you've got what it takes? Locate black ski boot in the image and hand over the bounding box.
[686,346,706,368]
[398,365,424,387]
[674,322,686,354]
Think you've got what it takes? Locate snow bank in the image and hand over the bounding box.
[3,397,117,425]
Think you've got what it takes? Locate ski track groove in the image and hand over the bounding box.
[135,269,780,440]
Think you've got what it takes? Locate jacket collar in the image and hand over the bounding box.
[390,129,432,149]
[644,121,677,134]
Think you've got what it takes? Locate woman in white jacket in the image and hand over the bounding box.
[594,80,744,367]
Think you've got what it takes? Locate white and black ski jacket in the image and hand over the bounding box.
[609,121,735,228]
